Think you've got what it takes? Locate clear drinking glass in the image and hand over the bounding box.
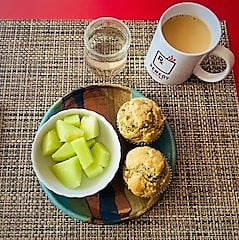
[84,17,131,79]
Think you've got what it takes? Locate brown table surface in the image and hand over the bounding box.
[0,20,238,239]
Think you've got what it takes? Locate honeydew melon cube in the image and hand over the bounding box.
[52,142,76,162]
[63,114,81,127]
[84,161,104,178]
[80,116,100,140]
[41,128,62,156]
[51,156,82,189]
[71,137,94,169]
[87,138,96,148]
[91,142,111,168]
[56,119,84,142]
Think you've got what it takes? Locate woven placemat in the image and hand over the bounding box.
[0,20,238,239]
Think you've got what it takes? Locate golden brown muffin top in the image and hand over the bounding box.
[116,98,166,143]
[123,146,171,198]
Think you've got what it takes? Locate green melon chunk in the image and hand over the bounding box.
[51,156,82,188]
[41,128,62,156]
[91,142,111,168]
[56,119,84,142]
[80,116,100,140]
[52,142,76,162]
[84,161,104,178]
[87,138,96,148]
[71,137,94,169]
[63,114,81,127]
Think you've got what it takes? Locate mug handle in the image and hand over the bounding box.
[193,45,235,83]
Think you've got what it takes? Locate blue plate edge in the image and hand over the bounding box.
[39,181,92,223]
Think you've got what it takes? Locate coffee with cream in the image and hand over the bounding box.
[162,15,211,53]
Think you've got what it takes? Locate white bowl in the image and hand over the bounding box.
[31,108,121,198]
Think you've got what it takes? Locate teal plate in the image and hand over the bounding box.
[38,84,176,224]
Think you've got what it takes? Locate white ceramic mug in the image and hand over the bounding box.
[145,2,235,85]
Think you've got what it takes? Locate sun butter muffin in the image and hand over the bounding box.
[123,146,171,198]
[116,98,166,144]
